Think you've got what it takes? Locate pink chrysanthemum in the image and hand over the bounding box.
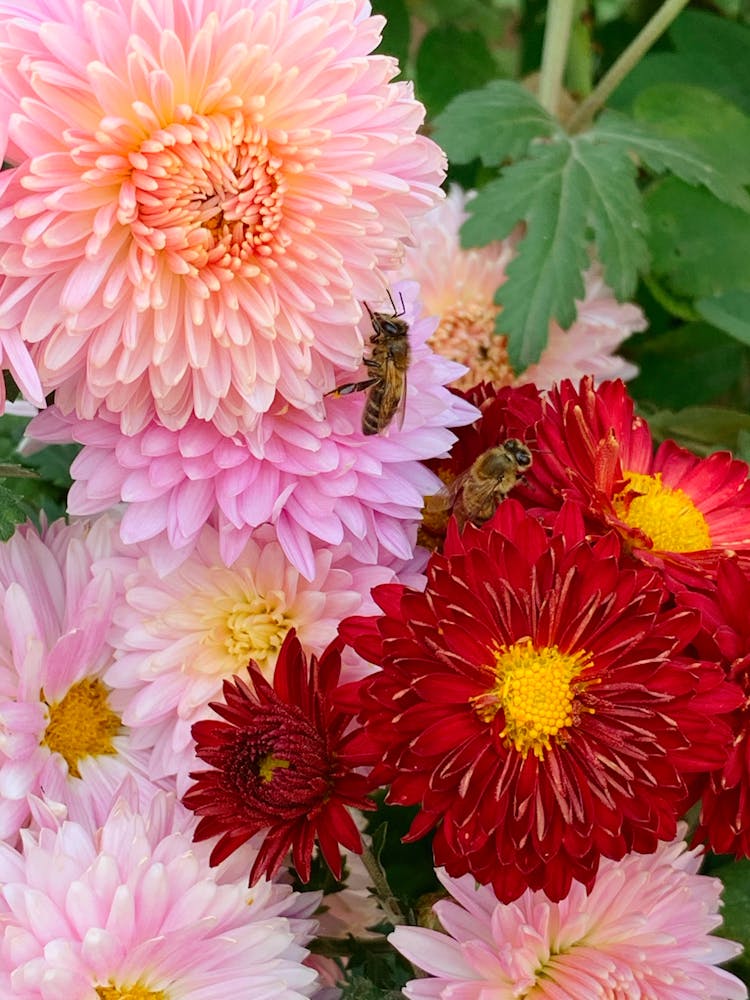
[0,787,319,998]
[390,830,747,1000]
[394,186,644,390]
[0,0,444,435]
[104,521,413,793]
[0,515,161,841]
[29,281,476,578]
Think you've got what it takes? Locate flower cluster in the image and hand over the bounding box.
[0,0,746,996]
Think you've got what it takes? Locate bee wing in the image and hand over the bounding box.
[377,358,406,432]
[394,366,408,431]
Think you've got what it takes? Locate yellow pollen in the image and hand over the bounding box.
[612,470,711,552]
[258,754,291,782]
[472,639,593,759]
[42,679,121,779]
[96,982,168,1000]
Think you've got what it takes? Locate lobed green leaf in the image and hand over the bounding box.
[432,80,557,166]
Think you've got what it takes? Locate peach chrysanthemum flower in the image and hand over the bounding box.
[28,281,477,579]
[395,186,645,390]
[0,0,445,434]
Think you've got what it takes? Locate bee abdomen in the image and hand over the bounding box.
[361,384,385,435]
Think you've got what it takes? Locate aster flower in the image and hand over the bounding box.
[529,376,750,585]
[393,186,644,391]
[0,788,319,998]
[343,500,741,903]
[184,631,376,884]
[676,559,750,857]
[104,522,411,793]
[28,281,476,578]
[390,830,747,1000]
[0,514,160,841]
[0,0,445,435]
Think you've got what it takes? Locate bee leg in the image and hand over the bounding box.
[326,377,378,398]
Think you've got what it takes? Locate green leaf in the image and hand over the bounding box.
[574,135,649,297]
[461,136,648,370]
[416,27,499,116]
[670,11,750,112]
[696,291,750,347]
[0,481,31,541]
[373,0,410,70]
[432,80,556,166]
[628,322,747,410]
[644,178,750,301]
[634,84,750,156]
[593,110,750,212]
[610,11,750,116]
[709,858,750,976]
[647,406,750,456]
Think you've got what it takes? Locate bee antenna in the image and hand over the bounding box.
[363,301,375,320]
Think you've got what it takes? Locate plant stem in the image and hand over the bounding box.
[565,0,691,133]
[538,0,577,115]
[359,842,407,927]
[565,1,594,98]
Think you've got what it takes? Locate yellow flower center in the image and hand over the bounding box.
[42,679,121,779]
[258,754,291,782]
[96,983,167,1000]
[612,470,711,552]
[201,591,294,678]
[472,639,593,759]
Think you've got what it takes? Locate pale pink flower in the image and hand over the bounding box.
[0,0,444,435]
[390,830,747,999]
[29,281,476,579]
[0,787,319,998]
[395,186,645,391]
[0,515,160,841]
[102,522,415,792]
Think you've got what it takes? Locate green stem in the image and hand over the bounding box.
[538,0,577,115]
[566,0,691,133]
[565,2,594,98]
[359,842,407,927]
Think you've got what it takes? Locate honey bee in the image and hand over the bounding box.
[328,293,410,435]
[445,439,533,529]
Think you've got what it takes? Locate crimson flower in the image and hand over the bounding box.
[343,501,741,903]
[677,558,750,857]
[183,631,375,883]
[529,377,750,585]
[419,382,543,550]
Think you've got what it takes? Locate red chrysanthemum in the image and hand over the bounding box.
[677,558,750,857]
[419,382,543,549]
[342,501,741,903]
[529,377,750,585]
[183,631,375,883]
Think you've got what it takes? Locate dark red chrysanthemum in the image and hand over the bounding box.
[342,501,742,903]
[677,558,750,857]
[420,382,543,549]
[183,631,376,883]
[528,376,750,585]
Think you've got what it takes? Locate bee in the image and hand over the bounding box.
[328,293,410,435]
[441,439,533,529]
